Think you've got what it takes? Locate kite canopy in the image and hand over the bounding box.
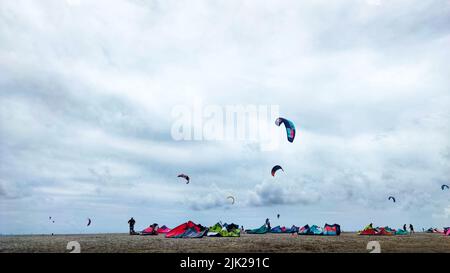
[157,225,171,234]
[425,228,443,234]
[207,223,240,237]
[323,224,341,236]
[206,223,224,237]
[442,184,449,190]
[359,225,396,236]
[227,196,235,205]
[287,225,299,233]
[444,227,450,236]
[271,165,284,177]
[177,174,190,184]
[245,225,269,234]
[377,227,395,236]
[359,227,377,235]
[270,225,299,233]
[388,196,396,203]
[298,224,340,236]
[141,224,159,236]
[298,225,311,235]
[223,223,239,231]
[165,221,207,238]
[270,226,286,233]
[299,225,323,235]
[275,117,296,143]
[395,229,408,235]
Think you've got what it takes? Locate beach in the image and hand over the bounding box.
[1,232,449,253]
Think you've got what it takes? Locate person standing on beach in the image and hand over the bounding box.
[403,224,407,231]
[265,218,271,230]
[128,217,136,235]
[409,224,414,235]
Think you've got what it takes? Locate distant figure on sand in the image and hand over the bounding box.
[368,223,373,229]
[265,218,271,230]
[403,224,407,231]
[128,217,136,235]
[409,224,414,235]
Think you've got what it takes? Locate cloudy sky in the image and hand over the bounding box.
[1,0,449,234]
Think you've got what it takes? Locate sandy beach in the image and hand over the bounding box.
[1,232,449,253]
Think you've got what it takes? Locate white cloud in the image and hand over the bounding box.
[248,179,321,206]
[1,0,449,233]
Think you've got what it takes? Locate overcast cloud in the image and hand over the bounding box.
[1,0,449,234]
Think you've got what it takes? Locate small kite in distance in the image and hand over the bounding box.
[271,165,284,177]
[227,196,235,205]
[177,174,190,184]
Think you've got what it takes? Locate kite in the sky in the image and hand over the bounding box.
[275,117,296,143]
[271,165,284,177]
[177,174,190,184]
[227,196,235,205]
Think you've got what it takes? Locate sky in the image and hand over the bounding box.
[0,0,449,234]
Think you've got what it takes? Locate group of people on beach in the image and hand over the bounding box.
[403,224,415,234]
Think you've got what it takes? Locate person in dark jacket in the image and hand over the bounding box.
[128,217,136,235]
[409,224,414,235]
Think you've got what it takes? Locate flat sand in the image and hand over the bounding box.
[1,233,449,253]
